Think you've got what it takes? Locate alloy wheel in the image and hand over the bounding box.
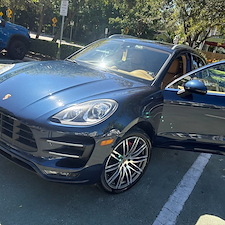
[102,131,151,192]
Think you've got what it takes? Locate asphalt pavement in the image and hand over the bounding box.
[0,51,39,63]
[0,148,225,225]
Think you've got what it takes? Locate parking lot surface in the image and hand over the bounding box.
[0,147,225,225]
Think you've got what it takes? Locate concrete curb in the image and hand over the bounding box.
[0,59,22,64]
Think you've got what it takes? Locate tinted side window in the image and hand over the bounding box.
[168,63,225,94]
[192,54,205,70]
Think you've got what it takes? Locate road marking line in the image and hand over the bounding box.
[152,153,212,225]
[205,114,225,120]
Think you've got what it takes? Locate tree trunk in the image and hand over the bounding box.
[36,4,45,39]
[73,14,79,41]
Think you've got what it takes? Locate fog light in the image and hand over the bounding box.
[43,170,70,176]
[43,170,79,178]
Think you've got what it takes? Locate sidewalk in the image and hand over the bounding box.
[30,32,84,48]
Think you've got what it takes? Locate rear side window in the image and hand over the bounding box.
[192,54,205,70]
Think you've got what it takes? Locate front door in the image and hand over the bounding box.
[157,61,225,154]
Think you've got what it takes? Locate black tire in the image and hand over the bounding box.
[100,128,152,193]
[8,40,28,60]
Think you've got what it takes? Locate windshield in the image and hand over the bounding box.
[68,39,170,81]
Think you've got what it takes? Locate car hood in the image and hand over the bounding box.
[0,60,149,120]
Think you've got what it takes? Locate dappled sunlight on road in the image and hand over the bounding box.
[196,214,225,225]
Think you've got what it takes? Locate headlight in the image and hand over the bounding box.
[0,64,15,75]
[51,99,118,126]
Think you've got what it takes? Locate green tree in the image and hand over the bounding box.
[52,0,116,43]
[164,0,225,47]
[109,0,166,38]
[33,0,60,38]
[1,0,225,48]
[0,0,37,23]
[52,0,81,42]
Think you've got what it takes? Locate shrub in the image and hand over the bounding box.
[60,44,81,59]
[30,39,58,58]
[29,38,82,59]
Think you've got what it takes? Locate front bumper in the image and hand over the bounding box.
[0,142,103,184]
[0,112,120,184]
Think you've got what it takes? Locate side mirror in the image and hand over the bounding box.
[0,19,6,27]
[177,79,207,97]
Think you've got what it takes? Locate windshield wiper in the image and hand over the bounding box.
[66,58,78,64]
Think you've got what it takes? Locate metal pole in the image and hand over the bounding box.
[59,15,65,59]
[60,15,65,46]
[105,27,109,38]
[70,25,73,42]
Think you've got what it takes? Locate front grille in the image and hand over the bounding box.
[0,112,37,152]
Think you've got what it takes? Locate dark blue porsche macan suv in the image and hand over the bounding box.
[0,36,225,193]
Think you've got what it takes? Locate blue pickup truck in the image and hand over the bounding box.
[0,18,30,60]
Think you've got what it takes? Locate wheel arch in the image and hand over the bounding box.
[114,120,156,147]
[134,121,156,141]
[7,34,30,48]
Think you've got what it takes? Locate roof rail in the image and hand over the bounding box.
[108,34,137,39]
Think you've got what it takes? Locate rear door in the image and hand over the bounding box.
[157,61,225,154]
